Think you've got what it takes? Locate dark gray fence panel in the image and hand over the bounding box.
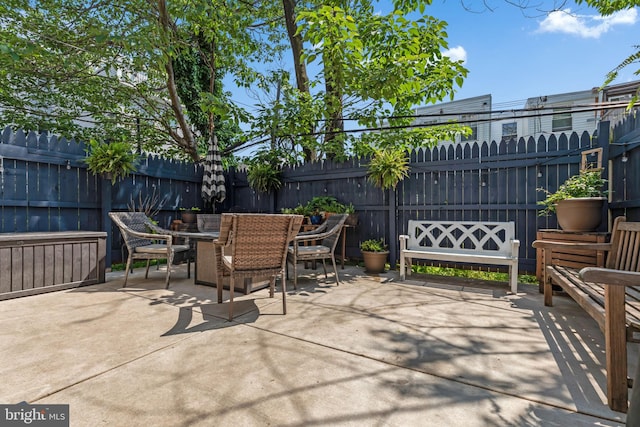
[229,121,633,274]
[610,111,640,221]
[0,127,205,265]
[3,110,639,273]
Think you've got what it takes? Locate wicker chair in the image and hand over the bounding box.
[109,212,191,289]
[213,213,303,321]
[286,213,348,289]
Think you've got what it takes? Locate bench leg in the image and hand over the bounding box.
[509,264,518,294]
[543,267,553,307]
[605,284,628,413]
[400,254,406,280]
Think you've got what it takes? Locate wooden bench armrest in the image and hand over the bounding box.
[532,240,612,252]
[579,267,640,287]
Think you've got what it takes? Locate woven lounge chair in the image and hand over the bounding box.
[109,212,191,289]
[213,213,303,321]
[286,213,348,289]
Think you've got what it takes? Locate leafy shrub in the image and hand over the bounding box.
[537,169,607,215]
[360,238,388,252]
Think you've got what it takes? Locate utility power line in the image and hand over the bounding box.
[230,101,633,154]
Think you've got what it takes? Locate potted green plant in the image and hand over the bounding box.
[366,148,410,190]
[84,139,138,183]
[309,209,323,225]
[344,203,358,226]
[538,168,607,231]
[247,162,282,194]
[304,196,350,224]
[283,205,312,224]
[179,207,201,224]
[360,238,389,274]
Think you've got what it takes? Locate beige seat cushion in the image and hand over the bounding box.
[291,245,330,255]
[135,244,190,254]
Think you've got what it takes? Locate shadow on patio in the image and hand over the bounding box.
[0,263,633,426]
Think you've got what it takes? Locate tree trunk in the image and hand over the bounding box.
[282,0,315,161]
[323,60,344,160]
[157,0,199,161]
[283,0,309,93]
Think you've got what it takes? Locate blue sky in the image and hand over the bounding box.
[419,1,639,107]
[231,2,639,110]
[228,1,638,155]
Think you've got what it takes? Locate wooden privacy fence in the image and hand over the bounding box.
[1,111,639,274]
[230,117,640,274]
[0,127,207,265]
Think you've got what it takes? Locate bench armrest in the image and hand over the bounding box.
[579,267,640,287]
[125,229,173,245]
[399,234,409,251]
[297,222,328,236]
[294,228,335,244]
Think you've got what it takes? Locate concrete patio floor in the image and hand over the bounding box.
[0,263,635,426]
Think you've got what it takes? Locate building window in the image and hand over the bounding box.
[502,122,517,141]
[552,108,572,131]
[460,115,477,141]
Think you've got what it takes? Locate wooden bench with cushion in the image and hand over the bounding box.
[533,216,640,413]
[399,220,520,294]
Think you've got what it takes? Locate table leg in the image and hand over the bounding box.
[341,227,346,269]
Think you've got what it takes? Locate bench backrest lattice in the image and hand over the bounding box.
[407,221,515,256]
[400,220,519,294]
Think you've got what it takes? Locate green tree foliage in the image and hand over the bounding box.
[575,0,640,15]
[575,0,640,106]
[291,1,469,160]
[0,0,470,167]
[0,0,282,161]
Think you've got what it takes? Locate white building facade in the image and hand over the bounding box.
[412,80,639,145]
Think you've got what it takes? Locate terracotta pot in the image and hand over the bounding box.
[362,251,389,274]
[556,197,605,231]
[345,213,359,226]
[181,211,197,224]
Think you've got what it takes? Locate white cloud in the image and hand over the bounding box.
[443,45,467,63]
[538,8,637,38]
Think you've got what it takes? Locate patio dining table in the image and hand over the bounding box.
[168,230,219,284]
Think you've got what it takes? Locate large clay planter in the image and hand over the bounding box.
[180,211,198,224]
[362,251,389,274]
[345,213,359,226]
[556,197,606,231]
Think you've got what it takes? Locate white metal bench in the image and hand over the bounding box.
[399,220,520,293]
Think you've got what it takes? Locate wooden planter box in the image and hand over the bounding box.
[535,229,608,293]
[0,231,107,300]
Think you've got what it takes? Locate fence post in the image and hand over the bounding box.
[388,188,397,268]
[271,190,277,214]
[598,120,610,230]
[101,177,112,267]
